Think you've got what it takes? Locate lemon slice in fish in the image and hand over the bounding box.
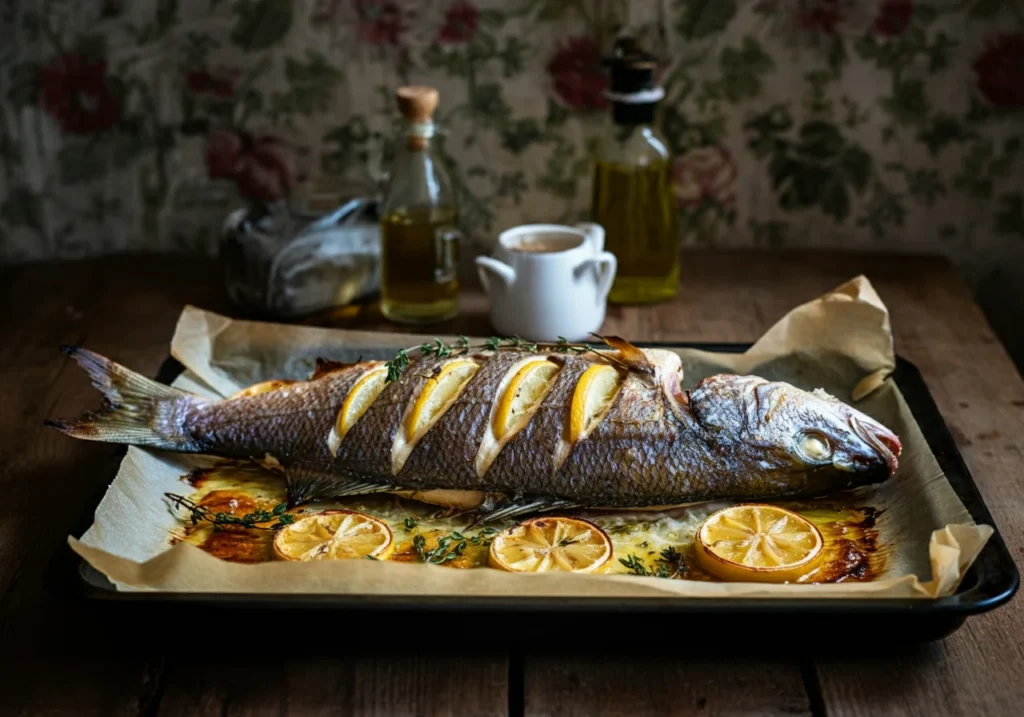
[493,359,560,439]
[336,366,388,440]
[229,379,298,400]
[273,510,394,561]
[695,504,823,583]
[489,516,612,573]
[569,363,623,443]
[405,359,480,442]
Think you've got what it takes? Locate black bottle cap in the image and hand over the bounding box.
[603,36,659,96]
[602,36,661,124]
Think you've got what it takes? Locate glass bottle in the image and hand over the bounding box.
[378,85,461,324]
[590,38,679,305]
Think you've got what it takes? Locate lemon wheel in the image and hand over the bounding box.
[405,359,480,441]
[489,516,612,573]
[273,510,394,561]
[694,504,823,583]
[569,363,622,443]
[493,359,560,439]
[335,366,388,441]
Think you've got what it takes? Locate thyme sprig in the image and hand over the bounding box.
[165,493,295,531]
[383,335,619,384]
[411,527,499,564]
[619,546,687,579]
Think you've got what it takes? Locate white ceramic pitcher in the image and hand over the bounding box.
[475,222,616,342]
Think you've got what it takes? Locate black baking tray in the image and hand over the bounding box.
[44,343,1019,646]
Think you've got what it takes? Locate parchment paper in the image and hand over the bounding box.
[69,276,993,598]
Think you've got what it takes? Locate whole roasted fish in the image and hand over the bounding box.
[46,341,901,521]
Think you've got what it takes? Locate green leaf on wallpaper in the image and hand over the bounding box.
[272,51,341,118]
[748,219,788,248]
[6,62,39,107]
[500,37,530,78]
[917,114,971,154]
[840,147,871,192]
[995,194,1024,237]
[545,98,569,128]
[76,34,107,61]
[157,0,178,34]
[718,36,773,103]
[856,182,906,239]
[927,32,957,73]
[479,9,504,27]
[471,84,511,127]
[496,171,528,204]
[535,0,569,21]
[58,143,105,185]
[882,80,928,126]
[1,187,44,231]
[231,0,292,52]
[677,0,737,40]
[536,142,578,200]
[968,0,1003,19]
[501,118,548,154]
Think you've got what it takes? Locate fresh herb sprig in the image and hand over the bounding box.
[383,335,616,384]
[619,546,687,579]
[165,493,295,531]
[411,527,498,564]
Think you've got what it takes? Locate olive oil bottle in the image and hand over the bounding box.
[591,38,679,304]
[379,86,460,324]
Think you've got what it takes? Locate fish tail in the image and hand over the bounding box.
[45,346,206,451]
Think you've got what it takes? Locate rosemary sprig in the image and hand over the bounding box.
[165,493,295,531]
[383,335,608,384]
[619,546,687,579]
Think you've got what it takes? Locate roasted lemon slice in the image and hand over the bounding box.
[405,359,480,441]
[694,504,823,583]
[336,366,388,440]
[273,510,394,561]
[493,359,560,439]
[229,379,298,400]
[489,516,612,573]
[569,363,622,443]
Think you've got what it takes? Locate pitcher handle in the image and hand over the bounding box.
[575,222,605,252]
[475,256,516,293]
[574,251,617,304]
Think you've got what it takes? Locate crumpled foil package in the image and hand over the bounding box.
[219,198,381,319]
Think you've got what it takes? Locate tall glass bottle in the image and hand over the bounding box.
[591,38,679,305]
[379,86,460,324]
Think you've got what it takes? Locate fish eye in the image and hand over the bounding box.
[796,431,833,463]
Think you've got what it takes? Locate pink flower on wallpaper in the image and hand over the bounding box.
[356,0,405,46]
[672,146,738,208]
[873,0,913,36]
[205,128,292,203]
[39,53,120,135]
[438,1,479,44]
[546,37,609,111]
[795,0,844,34]
[186,68,239,99]
[974,34,1024,109]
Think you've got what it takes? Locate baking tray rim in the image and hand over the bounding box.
[46,341,1020,618]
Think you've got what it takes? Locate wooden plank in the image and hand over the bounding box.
[154,654,508,717]
[523,657,812,717]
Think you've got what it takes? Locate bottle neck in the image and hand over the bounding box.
[612,100,656,126]
[401,118,436,151]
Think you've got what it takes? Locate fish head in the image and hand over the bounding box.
[689,375,902,486]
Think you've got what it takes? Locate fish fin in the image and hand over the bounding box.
[285,467,394,507]
[591,334,656,379]
[464,497,581,528]
[309,357,363,381]
[45,346,207,450]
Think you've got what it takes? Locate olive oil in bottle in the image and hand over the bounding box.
[591,38,679,305]
[379,86,460,324]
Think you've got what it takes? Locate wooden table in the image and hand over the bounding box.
[2,251,1022,716]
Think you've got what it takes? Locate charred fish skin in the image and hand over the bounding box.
[47,344,902,510]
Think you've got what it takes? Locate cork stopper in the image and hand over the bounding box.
[396,86,439,123]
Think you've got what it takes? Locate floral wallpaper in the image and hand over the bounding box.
[2,0,1023,359]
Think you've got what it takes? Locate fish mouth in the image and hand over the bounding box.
[850,416,901,476]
